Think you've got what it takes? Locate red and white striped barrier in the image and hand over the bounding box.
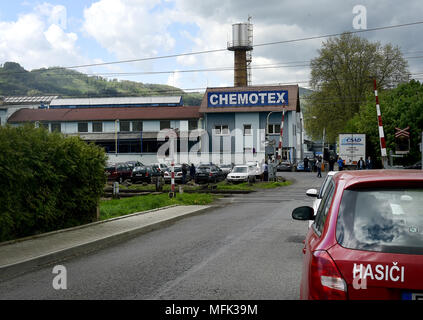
[373,79,388,164]
[171,161,175,193]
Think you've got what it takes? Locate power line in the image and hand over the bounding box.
[1,20,423,77]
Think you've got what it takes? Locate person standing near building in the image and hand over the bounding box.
[337,157,344,171]
[303,157,309,172]
[262,161,269,181]
[189,163,196,181]
[366,156,373,169]
[182,164,188,184]
[329,156,336,171]
[316,157,322,178]
[357,157,366,170]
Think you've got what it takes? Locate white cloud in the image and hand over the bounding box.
[82,0,176,61]
[0,4,85,70]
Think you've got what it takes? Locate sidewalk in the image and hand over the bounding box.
[0,204,212,281]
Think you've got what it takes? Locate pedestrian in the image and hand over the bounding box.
[337,157,344,171]
[329,156,335,171]
[316,158,322,178]
[366,156,373,169]
[357,157,366,170]
[189,163,196,181]
[182,163,188,184]
[303,157,309,172]
[262,161,269,181]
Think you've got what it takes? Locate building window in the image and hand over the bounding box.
[51,122,61,132]
[132,120,143,132]
[120,120,130,132]
[214,125,229,135]
[188,120,198,131]
[268,124,281,134]
[92,121,103,132]
[78,122,88,132]
[243,124,252,136]
[40,122,49,130]
[160,120,171,130]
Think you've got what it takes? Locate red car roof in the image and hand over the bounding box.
[333,169,423,189]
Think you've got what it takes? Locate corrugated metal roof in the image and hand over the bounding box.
[8,106,201,122]
[4,96,58,104]
[49,96,182,107]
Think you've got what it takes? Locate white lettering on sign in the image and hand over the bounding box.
[249,93,258,104]
[353,263,405,283]
[238,93,248,104]
[210,94,218,105]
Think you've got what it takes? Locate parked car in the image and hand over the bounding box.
[194,164,226,184]
[246,161,263,178]
[404,162,422,170]
[163,164,191,184]
[226,165,256,183]
[292,169,423,300]
[125,161,143,170]
[105,163,133,183]
[131,165,163,184]
[219,163,234,176]
[276,161,293,172]
[151,162,170,173]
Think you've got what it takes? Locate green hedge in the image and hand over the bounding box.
[0,124,107,242]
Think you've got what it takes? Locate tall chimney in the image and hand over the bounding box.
[227,19,253,87]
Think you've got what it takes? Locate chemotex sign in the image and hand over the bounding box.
[207,90,288,107]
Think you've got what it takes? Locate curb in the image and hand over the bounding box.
[0,205,214,281]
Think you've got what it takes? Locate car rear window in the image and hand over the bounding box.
[197,166,211,172]
[336,188,423,255]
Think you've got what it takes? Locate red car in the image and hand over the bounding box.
[292,170,423,300]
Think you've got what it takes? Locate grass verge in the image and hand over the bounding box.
[116,179,292,192]
[100,193,216,220]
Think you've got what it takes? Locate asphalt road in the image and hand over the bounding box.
[0,171,324,300]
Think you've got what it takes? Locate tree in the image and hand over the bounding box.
[304,33,409,143]
[345,80,423,167]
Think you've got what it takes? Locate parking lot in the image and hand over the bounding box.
[0,171,321,299]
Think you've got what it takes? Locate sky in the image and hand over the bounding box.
[0,0,422,93]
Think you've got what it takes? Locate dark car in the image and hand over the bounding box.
[276,161,293,172]
[131,165,163,184]
[404,162,422,170]
[194,164,226,184]
[105,163,133,183]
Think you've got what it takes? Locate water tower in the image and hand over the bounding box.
[227,17,253,87]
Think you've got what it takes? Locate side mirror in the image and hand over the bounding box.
[292,206,315,221]
[306,188,318,197]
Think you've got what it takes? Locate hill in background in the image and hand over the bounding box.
[0,62,311,105]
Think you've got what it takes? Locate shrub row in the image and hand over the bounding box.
[0,124,106,242]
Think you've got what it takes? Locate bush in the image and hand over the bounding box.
[0,124,106,242]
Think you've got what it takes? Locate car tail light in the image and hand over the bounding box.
[309,250,347,300]
[164,172,169,176]
[209,172,213,177]
[145,172,149,177]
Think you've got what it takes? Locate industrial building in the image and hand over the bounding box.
[4,19,304,165]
